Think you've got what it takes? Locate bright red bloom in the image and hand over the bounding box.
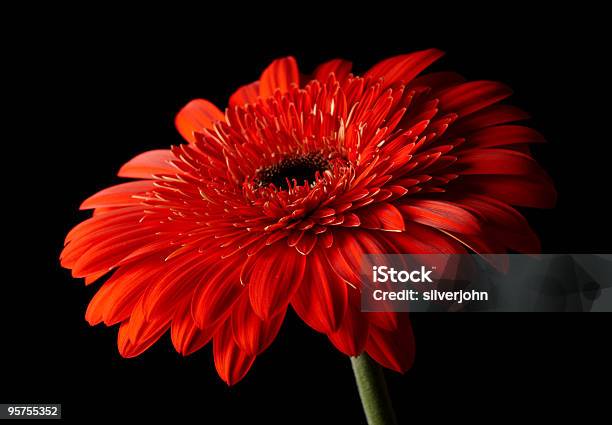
[61,49,555,384]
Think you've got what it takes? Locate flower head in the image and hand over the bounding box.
[61,49,555,384]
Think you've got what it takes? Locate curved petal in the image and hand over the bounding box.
[192,257,245,329]
[380,223,467,254]
[399,200,481,235]
[229,81,260,107]
[327,291,369,356]
[365,314,415,373]
[118,149,177,179]
[291,248,348,333]
[365,49,444,89]
[213,320,256,385]
[171,301,216,356]
[258,57,299,98]
[448,174,556,208]
[231,292,286,356]
[439,81,512,117]
[175,99,224,144]
[357,203,405,232]
[313,58,352,82]
[80,181,154,210]
[453,148,547,177]
[465,125,545,149]
[71,225,160,277]
[241,244,306,321]
[86,256,164,326]
[117,301,172,358]
[442,194,542,253]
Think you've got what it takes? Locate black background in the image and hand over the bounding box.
[4,6,611,423]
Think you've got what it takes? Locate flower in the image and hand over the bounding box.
[61,49,555,385]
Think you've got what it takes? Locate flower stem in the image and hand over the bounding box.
[350,353,398,425]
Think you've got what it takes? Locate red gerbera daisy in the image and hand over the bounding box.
[61,49,555,385]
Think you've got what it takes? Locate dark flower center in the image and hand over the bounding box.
[255,152,330,190]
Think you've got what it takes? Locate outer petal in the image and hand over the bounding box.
[291,248,348,333]
[450,105,530,135]
[365,49,444,89]
[118,149,177,178]
[80,181,154,209]
[438,81,512,117]
[231,292,286,356]
[380,223,467,254]
[399,200,481,235]
[175,99,224,144]
[365,314,415,373]
[326,230,389,288]
[358,203,405,232]
[71,225,161,277]
[448,174,556,208]
[241,244,307,321]
[313,58,353,82]
[464,125,545,149]
[327,291,369,356]
[61,208,148,267]
[453,148,548,176]
[192,257,245,329]
[171,301,216,356]
[86,256,164,326]
[443,194,542,253]
[213,320,256,386]
[142,254,211,320]
[258,57,299,98]
[229,81,260,107]
[117,301,172,358]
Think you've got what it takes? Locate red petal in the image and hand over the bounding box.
[366,312,400,331]
[117,302,172,358]
[313,58,352,82]
[64,206,143,244]
[142,254,210,320]
[380,223,467,254]
[358,203,405,232]
[118,149,176,178]
[229,81,260,107]
[80,181,153,209]
[408,71,466,92]
[242,245,306,320]
[365,314,415,373]
[86,257,163,326]
[450,105,530,134]
[365,49,444,88]
[291,249,348,333]
[295,232,317,255]
[213,320,256,385]
[399,200,481,234]
[326,235,362,287]
[175,99,224,144]
[454,148,547,176]
[259,57,299,98]
[450,174,556,208]
[72,226,159,277]
[465,125,545,148]
[231,292,285,356]
[439,81,512,117]
[446,194,542,253]
[326,230,393,289]
[171,301,216,356]
[61,210,149,268]
[327,291,369,356]
[192,257,244,329]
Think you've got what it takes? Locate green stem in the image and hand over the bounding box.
[350,353,398,425]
